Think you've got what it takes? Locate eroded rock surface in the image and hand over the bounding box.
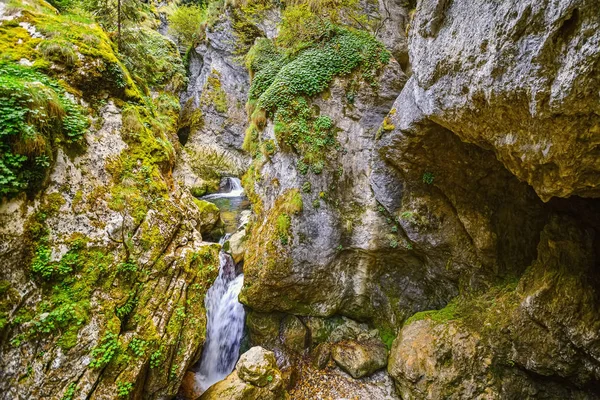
[406,0,600,201]
[388,216,600,399]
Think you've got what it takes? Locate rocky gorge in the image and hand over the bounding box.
[1,0,599,399]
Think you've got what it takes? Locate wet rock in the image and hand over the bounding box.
[179,370,204,400]
[331,339,388,379]
[246,311,282,347]
[199,347,285,400]
[280,315,308,354]
[228,228,247,264]
[311,343,332,370]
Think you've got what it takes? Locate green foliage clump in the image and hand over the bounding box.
[90,331,120,368]
[116,291,137,319]
[404,301,459,326]
[201,69,228,113]
[302,181,311,193]
[273,99,336,165]
[31,243,85,280]
[276,213,291,245]
[422,171,435,185]
[149,347,163,369]
[245,25,389,171]
[116,381,134,398]
[129,337,148,357]
[117,259,138,274]
[168,4,206,47]
[251,27,390,110]
[119,27,187,93]
[61,382,77,400]
[0,63,88,196]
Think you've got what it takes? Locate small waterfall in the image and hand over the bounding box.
[195,178,246,394]
[202,177,244,200]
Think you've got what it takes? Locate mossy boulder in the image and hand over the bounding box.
[280,315,308,354]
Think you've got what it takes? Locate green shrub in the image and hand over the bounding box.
[119,28,187,92]
[245,26,389,171]
[422,172,435,185]
[116,381,134,398]
[39,39,78,66]
[168,4,206,47]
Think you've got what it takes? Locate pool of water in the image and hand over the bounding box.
[206,196,250,234]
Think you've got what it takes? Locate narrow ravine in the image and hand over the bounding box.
[194,178,248,394]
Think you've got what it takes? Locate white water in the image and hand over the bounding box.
[196,178,246,394]
[202,177,244,200]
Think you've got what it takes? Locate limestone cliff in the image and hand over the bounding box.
[0,1,221,398]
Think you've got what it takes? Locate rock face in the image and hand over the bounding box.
[0,2,222,399]
[388,216,600,399]
[239,51,412,329]
[174,12,252,195]
[199,347,286,400]
[406,0,600,201]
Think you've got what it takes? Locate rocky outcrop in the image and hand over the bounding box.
[199,346,286,400]
[405,0,600,201]
[388,216,600,399]
[239,51,410,329]
[0,2,223,398]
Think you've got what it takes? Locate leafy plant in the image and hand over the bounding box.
[129,337,147,357]
[0,63,87,196]
[61,382,77,400]
[150,347,163,369]
[422,172,435,185]
[116,381,134,398]
[90,332,119,368]
[168,4,206,47]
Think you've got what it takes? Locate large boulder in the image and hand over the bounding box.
[199,347,286,400]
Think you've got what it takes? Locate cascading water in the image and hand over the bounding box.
[195,178,247,394]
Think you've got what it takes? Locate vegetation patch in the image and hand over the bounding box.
[244,20,389,171]
[0,63,88,196]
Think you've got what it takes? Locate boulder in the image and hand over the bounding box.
[280,315,308,354]
[331,340,388,379]
[388,216,600,399]
[236,347,280,387]
[199,347,285,400]
[178,371,204,400]
[310,343,332,370]
[228,228,247,264]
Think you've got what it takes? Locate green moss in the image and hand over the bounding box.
[379,326,397,350]
[193,198,219,215]
[241,189,303,304]
[201,69,228,113]
[404,301,459,325]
